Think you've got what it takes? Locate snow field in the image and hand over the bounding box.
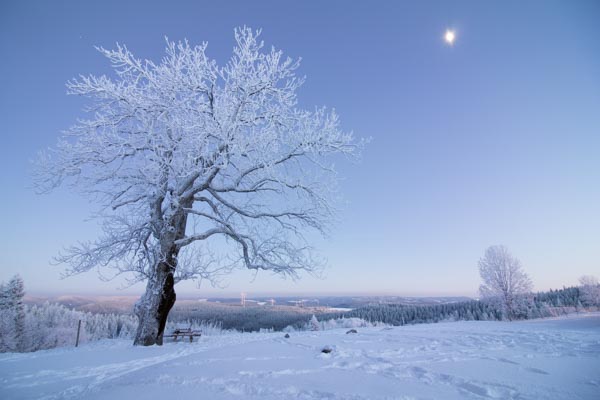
[1,314,599,400]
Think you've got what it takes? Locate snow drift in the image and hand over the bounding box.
[1,313,598,399]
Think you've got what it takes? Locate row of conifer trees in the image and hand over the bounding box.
[320,286,594,326]
[0,275,137,353]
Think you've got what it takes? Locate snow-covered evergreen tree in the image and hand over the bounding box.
[8,275,25,351]
[0,275,26,352]
[0,282,11,352]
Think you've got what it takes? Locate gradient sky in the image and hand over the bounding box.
[1,0,599,298]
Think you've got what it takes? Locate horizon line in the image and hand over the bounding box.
[25,291,478,299]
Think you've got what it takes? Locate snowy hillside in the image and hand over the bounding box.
[1,314,599,400]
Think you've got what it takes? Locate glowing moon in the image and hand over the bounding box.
[444,29,456,45]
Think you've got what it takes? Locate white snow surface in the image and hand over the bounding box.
[1,314,599,400]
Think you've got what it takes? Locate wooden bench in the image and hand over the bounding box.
[166,328,202,342]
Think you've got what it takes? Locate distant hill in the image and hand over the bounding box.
[24,294,472,316]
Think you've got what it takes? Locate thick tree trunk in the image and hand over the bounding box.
[133,261,177,346]
[503,292,514,321]
[133,197,191,346]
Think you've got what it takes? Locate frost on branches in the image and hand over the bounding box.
[0,275,26,352]
[579,275,600,307]
[35,27,362,346]
[309,314,320,331]
[478,245,533,320]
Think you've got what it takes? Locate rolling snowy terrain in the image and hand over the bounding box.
[1,314,599,400]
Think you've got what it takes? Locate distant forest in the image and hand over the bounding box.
[321,287,586,327]
[168,301,319,332]
[170,286,592,332]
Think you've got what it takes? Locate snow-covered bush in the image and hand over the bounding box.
[320,317,376,330]
[309,315,320,331]
[579,276,600,307]
[313,317,379,331]
[289,316,377,332]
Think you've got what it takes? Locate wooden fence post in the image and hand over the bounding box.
[75,319,82,347]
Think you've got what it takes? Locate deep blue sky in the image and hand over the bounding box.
[1,0,599,297]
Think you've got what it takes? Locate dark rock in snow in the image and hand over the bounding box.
[346,329,358,334]
[321,346,333,354]
[284,333,290,338]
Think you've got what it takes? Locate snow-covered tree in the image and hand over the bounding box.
[478,245,533,320]
[579,275,600,307]
[35,27,361,346]
[0,282,10,352]
[0,275,26,352]
[8,276,26,351]
[309,314,320,331]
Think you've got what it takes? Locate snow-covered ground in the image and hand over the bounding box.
[1,314,599,400]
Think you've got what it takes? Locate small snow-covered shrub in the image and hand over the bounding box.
[291,316,377,332]
[319,317,378,331]
[309,315,320,331]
